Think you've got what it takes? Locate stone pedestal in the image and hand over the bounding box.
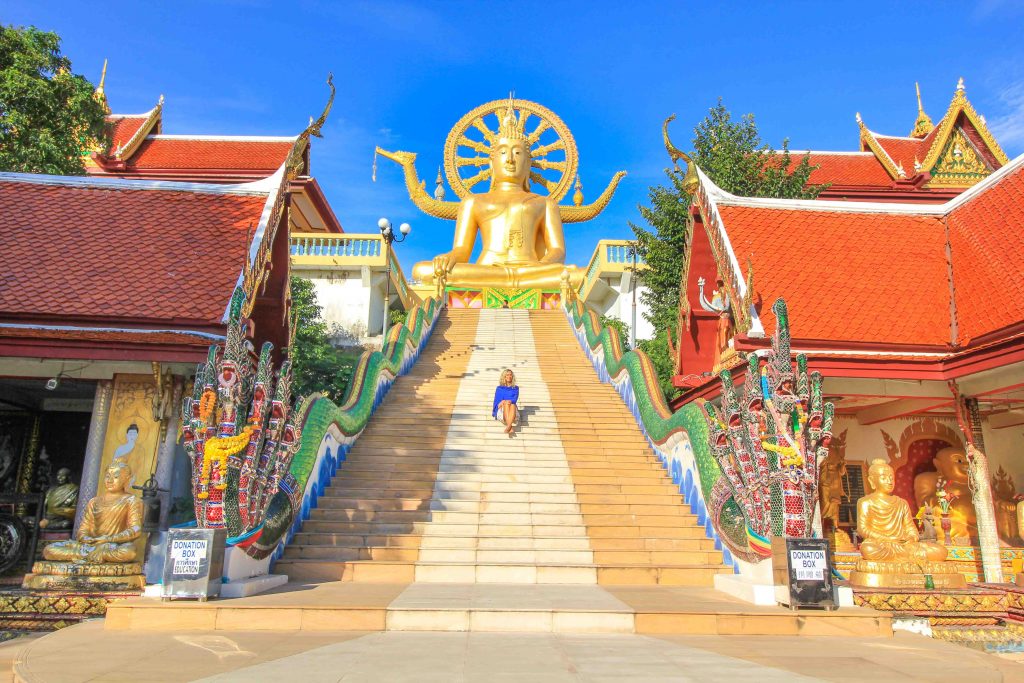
[22,562,145,592]
[849,560,966,589]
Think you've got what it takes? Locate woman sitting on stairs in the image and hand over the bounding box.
[492,369,520,435]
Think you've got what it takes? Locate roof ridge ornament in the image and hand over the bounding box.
[910,82,934,138]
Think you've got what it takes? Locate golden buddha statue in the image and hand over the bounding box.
[38,467,79,531]
[913,446,977,543]
[850,459,964,589]
[376,96,625,293]
[991,466,1020,543]
[23,461,145,591]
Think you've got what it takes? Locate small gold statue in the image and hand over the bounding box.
[23,461,145,591]
[850,459,964,589]
[913,446,977,542]
[38,467,79,531]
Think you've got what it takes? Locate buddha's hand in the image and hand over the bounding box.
[432,252,458,276]
[85,544,111,563]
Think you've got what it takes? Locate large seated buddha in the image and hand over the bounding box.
[376,97,626,293]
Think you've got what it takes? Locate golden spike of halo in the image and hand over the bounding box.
[531,139,565,157]
[529,171,557,192]
[463,168,492,189]
[458,135,490,155]
[531,158,567,172]
[526,120,550,145]
[471,118,497,144]
[573,175,583,207]
[456,155,490,168]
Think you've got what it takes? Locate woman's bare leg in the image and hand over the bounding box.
[503,402,517,434]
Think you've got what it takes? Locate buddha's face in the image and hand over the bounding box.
[869,463,895,494]
[56,469,70,485]
[104,465,130,493]
[491,138,531,187]
[933,447,969,482]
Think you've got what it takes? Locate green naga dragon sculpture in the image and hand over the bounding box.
[700,299,834,560]
[180,287,443,561]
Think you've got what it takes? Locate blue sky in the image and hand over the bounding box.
[6,1,1024,273]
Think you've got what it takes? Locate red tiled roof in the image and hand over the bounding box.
[947,163,1024,344]
[718,205,950,346]
[0,326,218,347]
[804,153,894,187]
[0,176,270,326]
[872,134,930,173]
[126,137,295,171]
[106,116,148,152]
[699,154,1024,351]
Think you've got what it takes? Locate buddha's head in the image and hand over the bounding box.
[867,458,895,494]
[104,461,132,494]
[56,467,71,485]
[491,97,532,191]
[933,446,969,483]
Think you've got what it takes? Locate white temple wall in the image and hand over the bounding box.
[981,420,1024,491]
[305,270,389,347]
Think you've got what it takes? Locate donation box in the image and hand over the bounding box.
[771,536,836,610]
[161,528,226,601]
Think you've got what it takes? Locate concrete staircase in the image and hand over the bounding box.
[275,309,729,586]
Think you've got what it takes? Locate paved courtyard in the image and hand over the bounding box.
[8,622,1024,682]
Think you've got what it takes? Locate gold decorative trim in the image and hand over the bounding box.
[857,114,902,180]
[921,80,1010,171]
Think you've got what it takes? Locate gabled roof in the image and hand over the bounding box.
[125,135,296,174]
[689,152,1024,351]
[0,171,281,332]
[805,80,1007,193]
[101,98,164,159]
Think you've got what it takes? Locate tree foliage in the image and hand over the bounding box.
[632,100,826,398]
[599,315,631,352]
[0,25,108,175]
[288,277,358,404]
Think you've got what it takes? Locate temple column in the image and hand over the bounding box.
[153,377,183,529]
[967,397,1003,583]
[74,380,112,535]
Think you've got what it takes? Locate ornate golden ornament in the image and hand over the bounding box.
[376,97,625,223]
[929,128,991,186]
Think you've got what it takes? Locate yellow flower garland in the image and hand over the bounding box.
[198,427,253,499]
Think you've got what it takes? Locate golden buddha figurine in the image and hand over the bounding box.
[850,459,964,589]
[991,466,1020,544]
[23,461,145,591]
[913,446,977,543]
[376,96,625,294]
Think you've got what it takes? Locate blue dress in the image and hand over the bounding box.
[492,385,520,418]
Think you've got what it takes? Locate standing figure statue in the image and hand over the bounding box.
[697,276,734,371]
[39,467,79,531]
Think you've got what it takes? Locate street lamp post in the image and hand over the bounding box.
[627,242,639,350]
[377,217,411,341]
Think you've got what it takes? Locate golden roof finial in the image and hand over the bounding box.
[498,91,527,142]
[910,82,934,138]
[434,166,446,200]
[96,59,108,98]
[957,76,965,93]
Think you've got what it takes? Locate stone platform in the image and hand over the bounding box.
[0,589,137,632]
[102,581,891,637]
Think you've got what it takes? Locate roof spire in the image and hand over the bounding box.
[93,59,110,113]
[957,76,965,93]
[910,81,934,138]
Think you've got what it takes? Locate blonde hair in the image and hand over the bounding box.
[500,369,516,387]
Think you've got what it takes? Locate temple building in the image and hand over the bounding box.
[670,84,1023,576]
[797,79,1009,203]
[0,81,342,580]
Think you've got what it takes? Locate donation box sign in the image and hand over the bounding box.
[771,537,835,610]
[162,528,226,600]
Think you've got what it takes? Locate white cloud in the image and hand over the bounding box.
[988,82,1024,153]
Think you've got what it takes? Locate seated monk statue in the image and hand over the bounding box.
[43,461,142,564]
[913,446,976,542]
[411,98,582,291]
[852,459,963,588]
[859,459,948,564]
[38,467,79,531]
[991,466,1020,544]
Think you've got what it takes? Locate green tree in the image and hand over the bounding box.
[288,277,359,404]
[599,315,631,352]
[0,25,108,174]
[632,100,825,397]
